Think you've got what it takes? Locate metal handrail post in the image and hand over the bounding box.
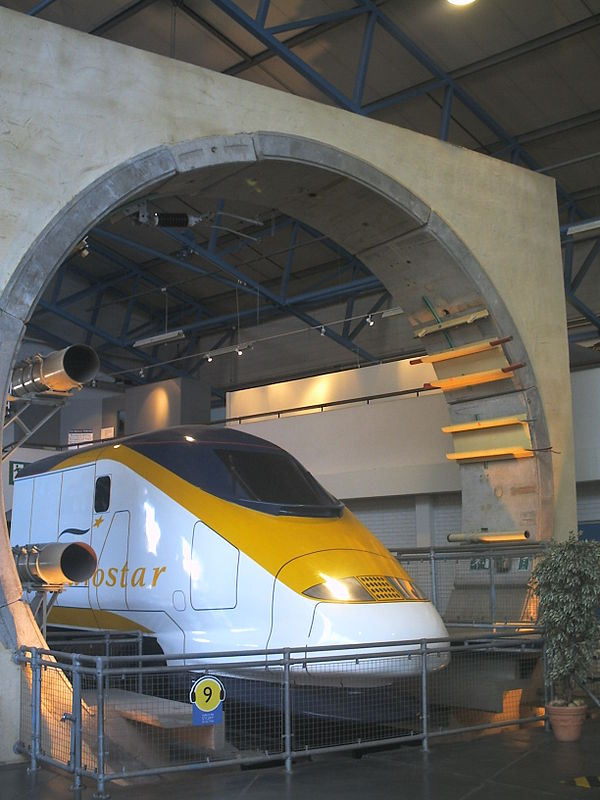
[542,638,550,731]
[30,648,41,773]
[137,631,143,694]
[104,634,110,692]
[421,640,429,752]
[71,655,83,790]
[283,649,292,773]
[430,549,438,610]
[94,656,109,799]
[489,557,496,626]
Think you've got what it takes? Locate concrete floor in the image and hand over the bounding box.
[4,719,600,800]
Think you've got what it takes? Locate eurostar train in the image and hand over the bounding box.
[11,426,449,682]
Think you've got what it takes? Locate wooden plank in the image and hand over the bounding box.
[442,414,528,434]
[446,446,534,463]
[424,363,523,391]
[411,337,511,365]
[413,308,489,338]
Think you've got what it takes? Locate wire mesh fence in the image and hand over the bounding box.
[15,631,546,797]
[393,544,545,627]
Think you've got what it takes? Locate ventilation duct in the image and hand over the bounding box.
[12,542,97,587]
[10,345,100,397]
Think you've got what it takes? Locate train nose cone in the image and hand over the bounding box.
[308,598,449,649]
[301,600,450,683]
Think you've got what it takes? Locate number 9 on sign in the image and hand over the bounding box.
[189,676,226,713]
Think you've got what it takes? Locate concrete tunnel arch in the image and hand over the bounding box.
[0,11,576,761]
[0,130,574,651]
[0,6,576,660]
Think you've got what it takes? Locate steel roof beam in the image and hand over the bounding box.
[210,0,584,219]
[27,0,57,15]
[571,239,600,294]
[90,220,382,336]
[88,0,159,37]
[159,227,378,363]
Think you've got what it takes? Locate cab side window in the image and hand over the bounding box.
[94,476,111,513]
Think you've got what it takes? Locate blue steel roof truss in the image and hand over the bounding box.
[30,204,385,383]
[25,0,600,372]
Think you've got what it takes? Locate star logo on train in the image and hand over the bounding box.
[93,516,104,528]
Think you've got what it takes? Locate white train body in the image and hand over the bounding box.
[12,426,449,682]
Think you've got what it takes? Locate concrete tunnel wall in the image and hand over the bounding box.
[0,9,575,755]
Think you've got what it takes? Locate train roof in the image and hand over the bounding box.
[18,425,280,478]
[17,425,343,517]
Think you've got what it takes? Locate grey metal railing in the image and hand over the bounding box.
[15,631,545,798]
[392,543,546,628]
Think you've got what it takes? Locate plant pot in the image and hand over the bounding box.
[547,704,587,742]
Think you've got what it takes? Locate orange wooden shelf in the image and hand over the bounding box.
[411,337,511,366]
[446,446,534,463]
[424,363,523,392]
[442,414,528,434]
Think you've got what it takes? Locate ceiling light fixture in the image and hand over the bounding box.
[366,315,374,327]
[133,329,186,348]
[320,326,326,336]
[564,217,600,239]
[381,306,405,319]
[202,342,253,361]
[447,0,477,5]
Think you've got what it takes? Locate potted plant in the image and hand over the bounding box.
[531,532,600,741]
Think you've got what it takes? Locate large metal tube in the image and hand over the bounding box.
[9,345,100,397]
[447,531,530,544]
[12,542,97,586]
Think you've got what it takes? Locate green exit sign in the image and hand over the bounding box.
[8,461,28,485]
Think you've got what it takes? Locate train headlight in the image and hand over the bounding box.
[303,575,372,602]
[303,574,428,602]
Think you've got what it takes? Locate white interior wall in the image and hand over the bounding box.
[4,363,600,542]
[227,360,459,499]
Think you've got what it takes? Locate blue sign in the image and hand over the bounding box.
[189,676,225,727]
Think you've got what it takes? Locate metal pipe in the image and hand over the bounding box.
[490,556,496,625]
[95,657,108,800]
[430,548,438,610]
[30,648,41,774]
[447,531,530,543]
[543,641,550,731]
[10,345,99,397]
[71,655,83,791]
[283,649,292,773]
[13,542,97,587]
[421,640,429,752]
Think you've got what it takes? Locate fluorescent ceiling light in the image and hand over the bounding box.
[133,329,185,348]
[565,217,600,238]
[381,306,404,318]
[447,0,477,5]
[204,342,253,359]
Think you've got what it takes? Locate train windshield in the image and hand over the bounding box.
[129,432,343,517]
[213,448,341,516]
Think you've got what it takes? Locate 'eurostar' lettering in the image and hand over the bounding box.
[75,563,167,588]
